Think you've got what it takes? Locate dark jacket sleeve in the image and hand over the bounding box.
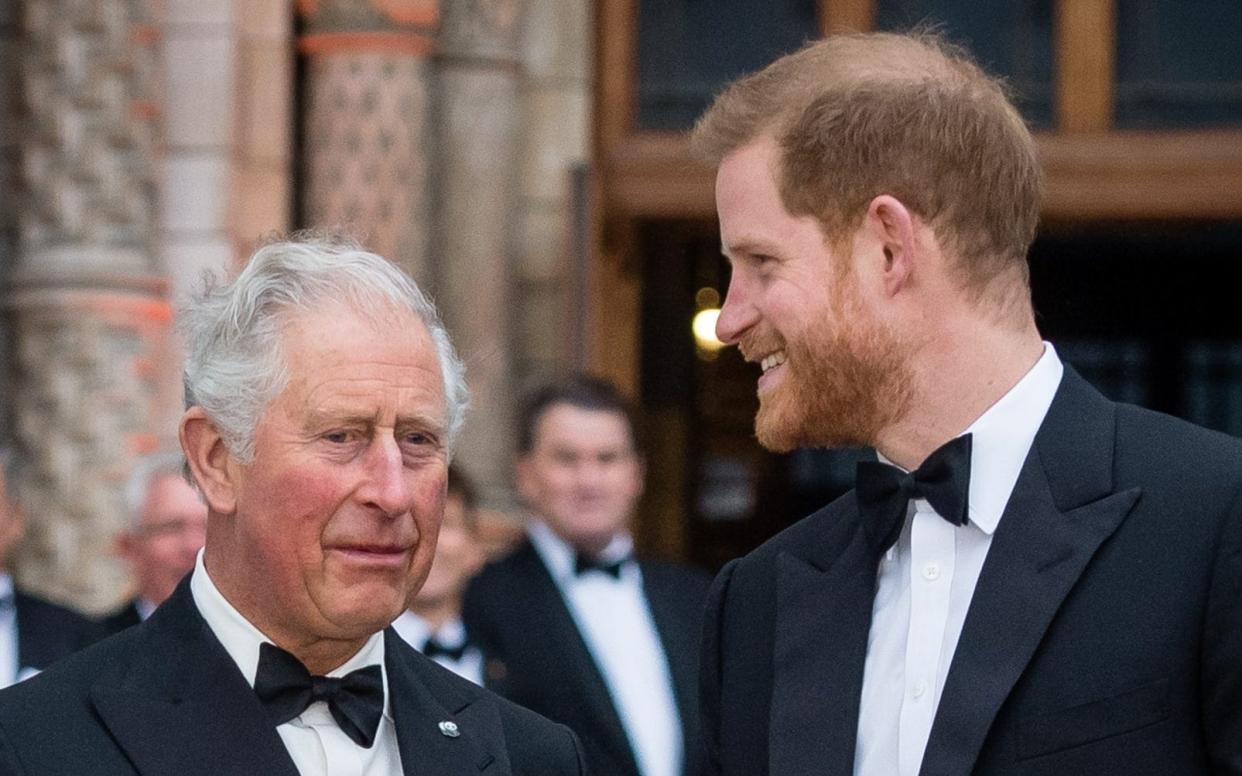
[1204,481,1242,774]
[698,558,739,776]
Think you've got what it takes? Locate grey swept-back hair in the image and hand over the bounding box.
[123,451,194,531]
[178,235,469,463]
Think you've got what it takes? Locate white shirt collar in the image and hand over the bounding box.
[189,550,392,720]
[526,520,634,584]
[878,342,1063,536]
[135,597,158,621]
[0,574,13,601]
[963,342,1063,534]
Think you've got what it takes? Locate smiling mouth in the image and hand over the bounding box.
[760,351,787,373]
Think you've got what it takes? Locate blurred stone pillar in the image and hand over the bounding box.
[513,0,592,383]
[298,0,437,283]
[8,0,177,611]
[0,0,18,442]
[433,0,522,507]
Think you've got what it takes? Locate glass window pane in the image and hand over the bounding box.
[636,0,819,131]
[1115,0,1242,129]
[874,0,1055,129]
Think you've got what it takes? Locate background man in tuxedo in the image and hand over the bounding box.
[393,464,489,685]
[0,447,101,688]
[465,375,711,776]
[691,32,1242,776]
[101,451,208,634]
[0,237,586,775]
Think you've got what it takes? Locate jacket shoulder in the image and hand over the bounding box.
[492,694,587,775]
[15,591,101,635]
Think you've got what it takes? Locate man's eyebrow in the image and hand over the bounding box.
[722,237,779,259]
[395,413,446,432]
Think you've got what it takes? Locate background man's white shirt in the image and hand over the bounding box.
[392,610,484,686]
[529,521,682,776]
[0,575,16,688]
[854,344,1064,776]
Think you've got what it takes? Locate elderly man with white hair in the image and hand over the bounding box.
[0,236,587,775]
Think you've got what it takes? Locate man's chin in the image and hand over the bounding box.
[754,402,801,453]
[755,397,867,452]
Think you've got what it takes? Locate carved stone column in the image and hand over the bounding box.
[298,0,437,283]
[433,0,522,507]
[8,0,176,611]
[1,0,19,443]
[513,0,593,380]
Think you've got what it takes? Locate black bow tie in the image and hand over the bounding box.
[253,642,385,748]
[574,553,628,579]
[422,637,468,662]
[855,433,973,554]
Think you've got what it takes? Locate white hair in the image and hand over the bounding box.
[178,235,469,462]
[123,452,193,531]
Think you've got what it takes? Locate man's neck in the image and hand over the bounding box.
[874,319,1045,470]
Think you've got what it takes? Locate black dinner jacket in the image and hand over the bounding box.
[0,579,587,775]
[699,366,1242,775]
[464,538,712,776]
[14,589,103,673]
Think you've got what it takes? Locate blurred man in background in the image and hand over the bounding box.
[393,464,488,685]
[465,375,711,776]
[0,446,102,688]
[101,451,207,634]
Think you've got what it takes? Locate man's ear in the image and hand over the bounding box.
[863,194,918,297]
[179,407,239,516]
[513,455,536,506]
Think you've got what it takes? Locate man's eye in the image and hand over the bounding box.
[402,431,439,449]
[324,431,353,444]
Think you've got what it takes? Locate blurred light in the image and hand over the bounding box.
[693,308,724,352]
[695,286,721,310]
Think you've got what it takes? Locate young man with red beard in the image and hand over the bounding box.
[692,32,1242,776]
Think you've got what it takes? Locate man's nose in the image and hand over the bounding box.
[715,275,756,345]
[361,436,413,517]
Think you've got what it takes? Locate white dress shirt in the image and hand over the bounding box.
[134,596,157,621]
[854,343,1064,776]
[528,521,682,776]
[0,575,16,688]
[190,551,403,776]
[391,610,484,686]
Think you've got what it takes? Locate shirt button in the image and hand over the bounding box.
[912,680,928,699]
[922,563,941,581]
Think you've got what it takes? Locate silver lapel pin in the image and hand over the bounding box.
[439,720,461,738]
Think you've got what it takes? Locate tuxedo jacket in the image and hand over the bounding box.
[0,580,587,775]
[700,367,1242,775]
[99,598,143,636]
[14,589,103,673]
[464,539,712,776]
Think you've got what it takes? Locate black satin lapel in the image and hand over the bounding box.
[770,525,878,776]
[642,568,697,765]
[920,447,1141,776]
[92,690,300,776]
[90,583,299,776]
[387,631,507,775]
